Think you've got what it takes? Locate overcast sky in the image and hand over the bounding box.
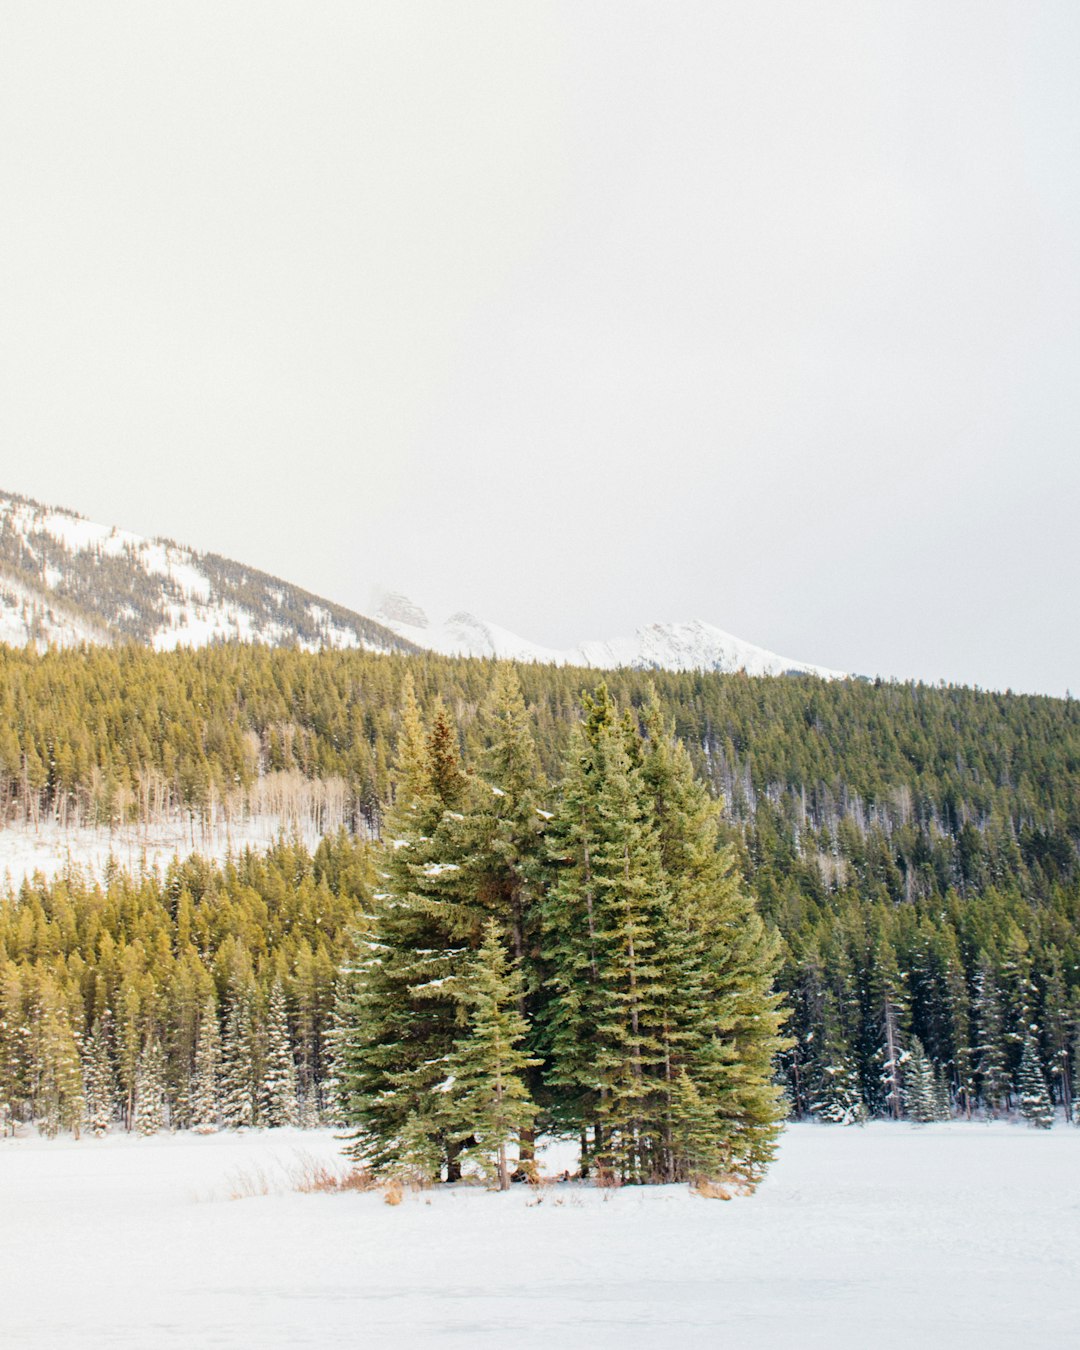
[2,3,1077,694]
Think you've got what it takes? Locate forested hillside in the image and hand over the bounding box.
[0,641,1078,1132]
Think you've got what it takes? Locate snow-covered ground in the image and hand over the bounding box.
[0,816,324,888]
[1,1122,1075,1348]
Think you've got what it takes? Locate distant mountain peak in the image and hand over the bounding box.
[374,591,430,630]
[0,488,843,679]
[376,592,846,679]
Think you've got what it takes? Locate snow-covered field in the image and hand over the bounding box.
[1,1122,1076,1348]
[0,816,324,888]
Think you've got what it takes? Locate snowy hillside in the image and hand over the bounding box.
[376,593,846,678]
[0,491,414,654]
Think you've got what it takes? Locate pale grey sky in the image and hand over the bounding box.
[2,2,1077,694]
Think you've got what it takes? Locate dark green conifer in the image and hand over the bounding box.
[903,1036,937,1123]
[190,996,221,1133]
[134,1037,166,1136]
[974,956,1010,1116]
[441,920,538,1189]
[261,981,298,1127]
[809,998,863,1126]
[337,681,476,1178]
[81,1016,117,1136]
[1017,1029,1053,1129]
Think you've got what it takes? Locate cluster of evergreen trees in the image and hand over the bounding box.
[0,837,365,1136]
[336,672,787,1187]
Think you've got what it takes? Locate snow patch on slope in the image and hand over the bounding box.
[0,573,108,648]
[0,816,324,888]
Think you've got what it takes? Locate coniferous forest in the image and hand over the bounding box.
[1,642,1078,1166]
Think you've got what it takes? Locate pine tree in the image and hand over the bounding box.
[441,920,538,1189]
[220,987,257,1129]
[938,929,974,1119]
[998,927,1034,1083]
[973,956,1010,1116]
[1017,1029,1053,1129]
[933,1065,952,1121]
[542,687,789,1185]
[870,936,908,1121]
[781,938,829,1119]
[81,1017,117,1136]
[190,997,221,1133]
[1041,951,1072,1123]
[453,666,549,1167]
[809,999,863,1125]
[1071,994,1080,1127]
[337,682,477,1178]
[133,1038,166,1136]
[261,981,298,1127]
[0,963,28,1134]
[30,974,84,1138]
[542,694,670,1183]
[903,1037,937,1123]
[640,694,789,1180]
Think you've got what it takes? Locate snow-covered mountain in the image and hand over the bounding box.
[0,489,843,677]
[375,594,846,679]
[0,491,414,654]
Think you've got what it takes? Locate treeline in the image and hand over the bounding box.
[0,834,367,1136]
[779,882,1080,1125]
[1,642,1078,1135]
[0,643,1077,909]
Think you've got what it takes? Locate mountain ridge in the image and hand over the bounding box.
[375,592,847,679]
[0,489,415,656]
[0,488,844,677]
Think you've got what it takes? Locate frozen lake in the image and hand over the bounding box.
[1,1121,1077,1348]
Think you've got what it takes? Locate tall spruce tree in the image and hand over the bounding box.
[453,666,549,1166]
[31,974,84,1138]
[973,956,1010,1116]
[809,997,863,1125]
[1041,951,1073,1122]
[639,694,789,1180]
[133,1038,166,1136]
[337,680,478,1178]
[870,936,908,1121]
[261,981,299,1127]
[441,920,538,1189]
[81,1016,117,1137]
[542,692,670,1182]
[542,687,788,1185]
[1071,994,1080,1126]
[189,996,221,1133]
[903,1036,937,1123]
[220,985,257,1129]
[1017,1029,1053,1128]
[938,929,975,1119]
